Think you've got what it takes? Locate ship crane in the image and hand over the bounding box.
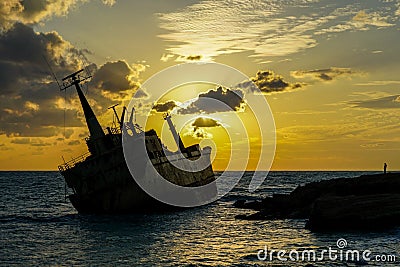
[123,107,143,136]
[60,69,110,155]
[107,104,126,130]
[61,69,105,140]
[163,113,185,152]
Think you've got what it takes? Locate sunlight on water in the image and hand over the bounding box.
[1,171,399,266]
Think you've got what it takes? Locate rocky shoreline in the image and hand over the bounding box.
[234,173,400,232]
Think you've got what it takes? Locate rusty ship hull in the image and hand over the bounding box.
[61,141,216,213]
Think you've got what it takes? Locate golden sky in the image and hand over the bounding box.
[0,0,400,171]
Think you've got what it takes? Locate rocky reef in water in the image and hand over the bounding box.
[234,173,400,232]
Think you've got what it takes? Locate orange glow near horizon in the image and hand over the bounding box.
[1,1,400,171]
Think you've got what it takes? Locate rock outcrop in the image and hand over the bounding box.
[234,173,400,231]
[306,194,400,231]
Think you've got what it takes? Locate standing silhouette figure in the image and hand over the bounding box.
[384,163,387,174]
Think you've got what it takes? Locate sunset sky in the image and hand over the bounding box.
[0,0,400,171]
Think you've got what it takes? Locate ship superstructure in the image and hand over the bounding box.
[58,70,216,213]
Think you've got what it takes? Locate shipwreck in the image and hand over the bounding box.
[57,69,216,213]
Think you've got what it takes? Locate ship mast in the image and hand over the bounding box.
[61,69,105,139]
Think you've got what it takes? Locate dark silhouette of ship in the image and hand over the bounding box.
[58,69,216,213]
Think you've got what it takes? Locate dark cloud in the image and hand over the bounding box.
[31,141,52,147]
[67,140,80,146]
[10,138,31,145]
[10,138,51,146]
[178,86,245,114]
[192,117,221,129]
[350,95,400,109]
[0,3,146,140]
[91,60,140,93]
[184,117,221,139]
[78,132,88,138]
[0,23,81,94]
[134,88,149,98]
[0,1,77,32]
[238,70,303,94]
[0,23,89,137]
[291,67,359,81]
[0,144,12,151]
[191,129,211,139]
[0,1,112,32]
[152,101,177,113]
[0,99,82,137]
[14,0,69,24]
[186,55,202,61]
[0,22,145,138]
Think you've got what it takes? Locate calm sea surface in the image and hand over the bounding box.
[1,171,399,266]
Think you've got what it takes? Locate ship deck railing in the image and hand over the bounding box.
[109,127,121,134]
[58,151,91,172]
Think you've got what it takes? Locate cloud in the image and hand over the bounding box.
[351,10,394,28]
[0,23,89,137]
[350,95,400,109]
[102,0,116,6]
[158,1,397,61]
[10,138,52,146]
[184,117,221,139]
[0,1,22,32]
[360,143,384,149]
[0,22,145,138]
[315,8,395,35]
[10,138,31,145]
[31,141,52,147]
[152,101,177,113]
[91,60,142,93]
[0,23,83,94]
[355,81,400,86]
[178,86,245,114]
[238,70,303,94]
[291,67,360,82]
[192,117,221,129]
[0,0,118,32]
[0,0,148,145]
[157,0,321,60]
[189,128,212,139]
[0,0,82,31]
[175,55,203,62]
[160,53,174,62]
[186,55,202,61]
[67,140,80,146]
[133,88,149,99]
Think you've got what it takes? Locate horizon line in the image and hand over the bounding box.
[0,169,392,172]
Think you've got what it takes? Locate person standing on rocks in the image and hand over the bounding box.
[384,162,387,174]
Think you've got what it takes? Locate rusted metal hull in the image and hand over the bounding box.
[61,145,216,213]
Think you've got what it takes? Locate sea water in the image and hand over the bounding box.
[1,171,399,266]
